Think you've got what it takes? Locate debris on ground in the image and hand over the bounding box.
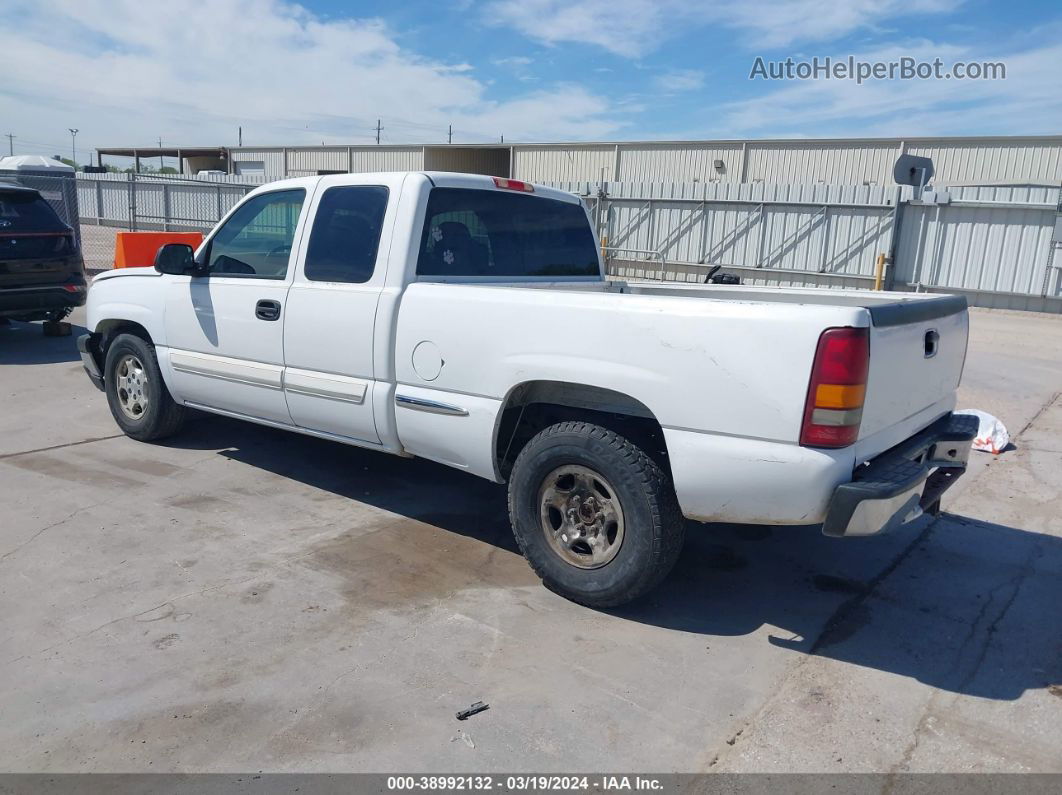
[450,730,475,748]
[456,701,489,721]
[956,409,1010,454]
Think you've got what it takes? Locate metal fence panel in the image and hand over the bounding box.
[545,178,1060,308]
[61,172,1062,310]
[548,180,900,280]
[894,186,1058,298]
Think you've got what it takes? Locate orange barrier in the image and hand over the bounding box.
[113,231,204,269]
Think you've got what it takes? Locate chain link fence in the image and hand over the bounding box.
[1,169,260,273]
[6,168,1060,312]
[76,173,257,271]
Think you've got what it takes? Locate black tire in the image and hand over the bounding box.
[104,332,187,442]
[507,421,684,608]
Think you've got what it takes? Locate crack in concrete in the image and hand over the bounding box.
[884,403,1056,776]
[2,573,262,669]
[0,434,125,461]
[698,391,1062,773]
[0,502,103,563]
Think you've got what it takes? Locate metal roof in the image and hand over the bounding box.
[96,147,228,158]
[221,134,1062,152]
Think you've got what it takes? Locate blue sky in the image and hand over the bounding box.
[1,0,1059,161]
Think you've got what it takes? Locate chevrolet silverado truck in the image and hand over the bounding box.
[78,172,976,607]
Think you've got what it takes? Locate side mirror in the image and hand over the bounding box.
[154,243,196,275]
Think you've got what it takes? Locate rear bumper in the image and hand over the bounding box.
[0,284,86,317]
[822,412,979,537]
[78,332,105,391]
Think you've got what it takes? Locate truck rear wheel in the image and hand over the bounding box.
[104,333,187,442]
[507,421,684,607]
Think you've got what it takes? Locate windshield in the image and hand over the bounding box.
[417,188,599,278]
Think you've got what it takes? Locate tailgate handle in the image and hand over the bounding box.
[924,329,939,358]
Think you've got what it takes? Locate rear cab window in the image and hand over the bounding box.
[416,188,598,278]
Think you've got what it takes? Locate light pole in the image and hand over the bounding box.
[68,128,79,168]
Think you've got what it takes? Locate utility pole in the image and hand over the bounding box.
[158,137,164,171]
[238,126,242,146]
[68,128,79,168]
[4,133,13,156]
[448,124,452,145]
[500,134,504,144]
[375,119,383,145]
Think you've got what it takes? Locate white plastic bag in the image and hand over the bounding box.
[955,409,1010,454]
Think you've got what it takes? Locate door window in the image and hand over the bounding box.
[304,186,389,283]
[205,189,305,279]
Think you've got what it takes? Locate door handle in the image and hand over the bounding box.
[255,299,281,321]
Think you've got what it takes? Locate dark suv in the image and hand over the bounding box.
[0,182,86,331]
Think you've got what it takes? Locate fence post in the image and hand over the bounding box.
[817,205,830,272]
[885,185,904,291]
[874,253,886,290]
[95,179,103,225]
[216,185,223,221]
[755,204,767,267]
[162,183,171,232]
[128,173,137,232]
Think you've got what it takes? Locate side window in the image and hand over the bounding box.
[416,188,598,278]
[304,186,389,283]
[205,189,305,279]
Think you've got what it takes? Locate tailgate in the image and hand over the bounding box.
[859,295,968,450]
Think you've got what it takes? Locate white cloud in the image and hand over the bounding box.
[0,0,623,154]
[717,39,1062,137]
[492,56,534,67]
[486,0,962,57]
[715,0,960,49]
[654,69,705,93]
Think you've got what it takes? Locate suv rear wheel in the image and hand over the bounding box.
[507,421,685,607]
[104,333,187,441]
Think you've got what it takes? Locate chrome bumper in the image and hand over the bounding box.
[822,412,979,538]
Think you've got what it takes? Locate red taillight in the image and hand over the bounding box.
[800,326,869,448]
[492,176,534,192]
[62,284,84,292]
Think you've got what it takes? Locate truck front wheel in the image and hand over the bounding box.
[507,421,685,607]
[104,333,187,442]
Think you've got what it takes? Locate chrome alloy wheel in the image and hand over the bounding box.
[114,354,149,420]
[538,464,625,569]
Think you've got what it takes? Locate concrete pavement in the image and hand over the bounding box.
[0,307,1059,773]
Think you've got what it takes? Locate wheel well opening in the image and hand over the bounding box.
[97,320,151,347]
[94,320,152,371]
[495,381,671,480]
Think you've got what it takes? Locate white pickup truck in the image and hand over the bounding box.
[78,172,976,607]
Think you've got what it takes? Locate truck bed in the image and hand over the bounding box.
[396,279,967,506]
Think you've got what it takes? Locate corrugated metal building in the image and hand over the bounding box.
[224,135,1062,186]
